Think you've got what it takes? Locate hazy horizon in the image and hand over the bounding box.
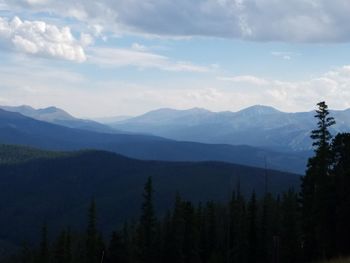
[2,103,350,120]
[1,1,350,118]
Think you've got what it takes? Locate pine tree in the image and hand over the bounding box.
[227,191,237,263]
[258,193,274,263]
[121,223,132,263]
[86,199,99,263]
[235,191,248,263]
[161,210,173,262]
[167,194,185,263]
[64,228,72,263]
[108,231,125,263]
[20,242,33,263]
[247,192,258,263]
[300,101,336,261]
[280,190,300,263]
[39,223,49,263]
[53,230,66,263]
[331,133,350,255]
[182,201,200,263]
[137,177,157,263]
[206,201,217,262]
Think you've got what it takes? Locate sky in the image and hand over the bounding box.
[1,0,350,118]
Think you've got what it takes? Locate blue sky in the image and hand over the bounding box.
[0,0,350,117]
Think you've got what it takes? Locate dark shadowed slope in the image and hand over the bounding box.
[0,145,300,247]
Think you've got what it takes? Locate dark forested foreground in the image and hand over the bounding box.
[0,146,299,248]
[5,102,350,263]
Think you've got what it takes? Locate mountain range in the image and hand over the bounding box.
[108,105,350,151]
[0,108,308,174]
[0,105,117,134]
[4,104,348,152]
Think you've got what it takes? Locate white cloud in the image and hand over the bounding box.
[218,75,269,86]
[131,43,147,51]
[0,16,88,62]
[219,65,350,111]
[80,33,93,46]
[3,0,350,42]
[2,54,350,117]
[88,47,210,73]
[271,51,299,60]
[26,0,48,5]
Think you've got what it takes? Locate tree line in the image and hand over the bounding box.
[6,102,350,263]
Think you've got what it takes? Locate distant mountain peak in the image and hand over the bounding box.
[238,105,281,115]
[17,105,35,110]
[146,107,211,115]
[0,105,75,120]
[187,107,212,113]
[0,105,118,134]
[37,106,74,119]
[41,106,60,111]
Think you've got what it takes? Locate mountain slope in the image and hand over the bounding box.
[0,145,301,246]
[0,105,117,134]
[109,105,349,151]
[0,109,308,173]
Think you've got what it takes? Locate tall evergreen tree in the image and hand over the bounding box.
[235,191,248,263]
[182,201,200,263]
[280,190,300,263]
[258,193,274,263]
[206,202,218,262]
[64,228,72,263]
[107,231,127,263]
[247,192,258,263]
[227,192,237,263]
[331,133,350,256]
[86,199,100,263]
[300,101,336,261]
[137,177,157,263]
[53,230,66,263]
[19,242,33,263]
[167,194,185,263]
[39,224,49,263]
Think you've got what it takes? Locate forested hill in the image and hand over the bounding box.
[0,144,300,250]
[0,144,72,164]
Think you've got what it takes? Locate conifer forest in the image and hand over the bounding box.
[4,102,350,263]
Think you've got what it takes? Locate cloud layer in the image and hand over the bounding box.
[3,0,350,42]
[88,47,210,72]
[0,16,87,62]
[220,65,350,111]
[1,59,350,117]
